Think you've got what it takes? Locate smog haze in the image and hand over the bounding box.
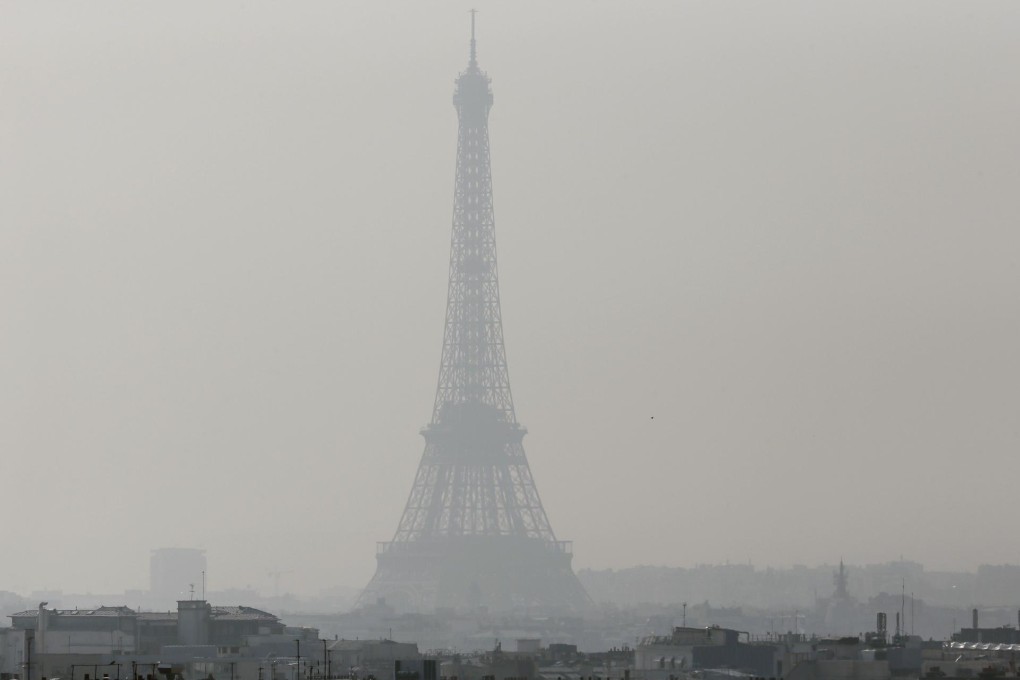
[2,1,1018,597]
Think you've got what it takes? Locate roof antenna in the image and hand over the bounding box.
[469,9,478,68]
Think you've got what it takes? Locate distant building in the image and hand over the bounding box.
[328,639,418,671]
[634,625,924,680]
[440,644,538,680]
[0,600,293,680]
[636,626,780,677]
[951,608,1020,645]
[326,639,421,680]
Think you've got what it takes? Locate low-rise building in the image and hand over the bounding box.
[327,639,420,678]
[636,627,779,678]
[0,600,300,680]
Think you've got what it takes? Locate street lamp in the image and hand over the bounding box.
[295,639,301,680]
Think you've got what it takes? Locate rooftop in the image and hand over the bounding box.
[11,604,277,622]
[11,606,136,618]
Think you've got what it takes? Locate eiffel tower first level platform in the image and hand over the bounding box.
[356,17,590,614]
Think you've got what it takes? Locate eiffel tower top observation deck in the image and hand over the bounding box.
[359,16,588,613]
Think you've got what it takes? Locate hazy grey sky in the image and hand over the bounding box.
[2,1,1018,597]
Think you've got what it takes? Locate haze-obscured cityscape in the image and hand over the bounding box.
[3,4,1018,680]
[3,550,1020,679]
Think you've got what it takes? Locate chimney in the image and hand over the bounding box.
[973,608,979,630]
[36,602,50,657]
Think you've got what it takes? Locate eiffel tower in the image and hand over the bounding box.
[357,15,590,614]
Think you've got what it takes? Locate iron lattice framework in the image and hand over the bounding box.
[358,17,589,614]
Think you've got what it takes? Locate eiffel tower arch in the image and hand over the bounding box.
[357,16,590,614]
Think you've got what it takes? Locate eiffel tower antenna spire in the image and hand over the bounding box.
[469,9,478,68]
